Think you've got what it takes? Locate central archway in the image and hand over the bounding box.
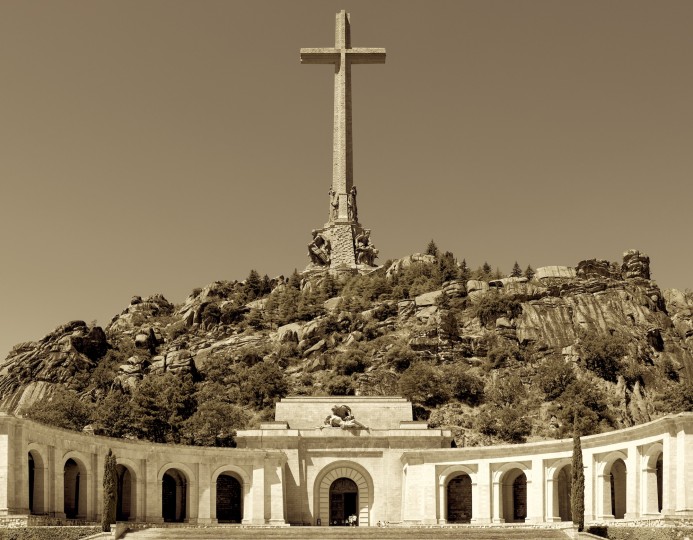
[315,462,372,526]
[329,478,358,526]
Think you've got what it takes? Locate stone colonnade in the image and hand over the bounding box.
[0,412,692,526]
[401,413,693,525]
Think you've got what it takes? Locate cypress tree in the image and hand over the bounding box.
[571,424,585,532]
[102,449,117,532]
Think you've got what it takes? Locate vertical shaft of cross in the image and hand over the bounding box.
[333,11,352,201]
[301,10,385,221]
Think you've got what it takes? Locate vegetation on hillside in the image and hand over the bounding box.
[15,243,693,448]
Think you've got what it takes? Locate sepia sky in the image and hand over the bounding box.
[1,1,692,358]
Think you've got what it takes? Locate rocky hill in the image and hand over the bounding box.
[2,248,692,446]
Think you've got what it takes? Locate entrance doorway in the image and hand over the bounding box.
[162,469,187,522]
[216,474,242,523]
[329,478,359,526]
[447,474,472,523]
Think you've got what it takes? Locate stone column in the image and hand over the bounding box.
[91,452,100,522]
[132,458,146,522]
[473,462,491,524]
[675,422,693,516]
[144,460,163,523]
[420,463,437,525]
[197,463,212,524]
[528,457,544,523]
[492,479,503,523]
[186,464,199,524]
[267,458,287,525]
[624,445,640,519]
[250,460,266,525]
[437,481,446,524]
[546,476,557,522]
[54,452,66,520]
[640,462,659,517]
[47,445,60,518]
[597,473,613,520]
[401,458,423,524]
[661,431,676,518]
[583,452,595,522]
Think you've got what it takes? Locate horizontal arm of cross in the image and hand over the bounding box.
[300,48,386,65]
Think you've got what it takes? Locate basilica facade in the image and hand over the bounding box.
[0,396,692,528]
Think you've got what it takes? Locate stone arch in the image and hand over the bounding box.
[494,463,531,523]
[115,459,138,521]
[598,451,628,520]
[314,461,372,526]
[27,445,47,515]
[439,465,477,524]
[159,463,195,523]
[62,451,91,520]
[548,458,573,522]
[211,465,250,524]
[642,443,664,515]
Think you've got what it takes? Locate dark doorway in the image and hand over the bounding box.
[28,454,35,514]
[610,459,627,519]
[116,465,132,521]
[656,454,663,513]
[329,478,359,526]
[447,474,472,523]
[217,474,242,523]
[513,473,527,522]
[556,465,572,522]
[64,459,81,519]
[162,470,187,522]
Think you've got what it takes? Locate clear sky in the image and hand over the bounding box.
[1,1,692,358]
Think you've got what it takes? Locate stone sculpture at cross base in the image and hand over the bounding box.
[301,10,384,275]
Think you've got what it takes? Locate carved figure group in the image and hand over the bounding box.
[308,229,331,266]
[322,404,367,430]
[355,229,378,266]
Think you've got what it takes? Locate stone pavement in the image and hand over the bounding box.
[121,525,570,540]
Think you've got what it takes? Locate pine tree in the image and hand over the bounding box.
[481,262,492,278]
[524,264,535,280]
[245,269,262,300]
[426,239,439,258]
[571,426,585,532]
[459,259,470,282]
[438,251,459,283]
[102,449,117,532]
[510,261,522,277]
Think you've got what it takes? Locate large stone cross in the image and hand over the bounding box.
[301,10,385,221]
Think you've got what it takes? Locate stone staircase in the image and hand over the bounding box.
[121,525,570,539]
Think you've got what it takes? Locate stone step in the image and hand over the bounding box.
[121,526,570,539]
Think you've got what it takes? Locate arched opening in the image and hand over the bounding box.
[64,458,87,519]
[116,465,135,521]
[501,469,527,523]
[216,473,242,523]
[447,473,472,523]
[316,463,371,526]
[162,469,187,523]
[28,454,36,514]
[556,465,572,522]
[329,478,359,526]
[656,454,663,513]
[642,448,663,515]
[610,459,627,519]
